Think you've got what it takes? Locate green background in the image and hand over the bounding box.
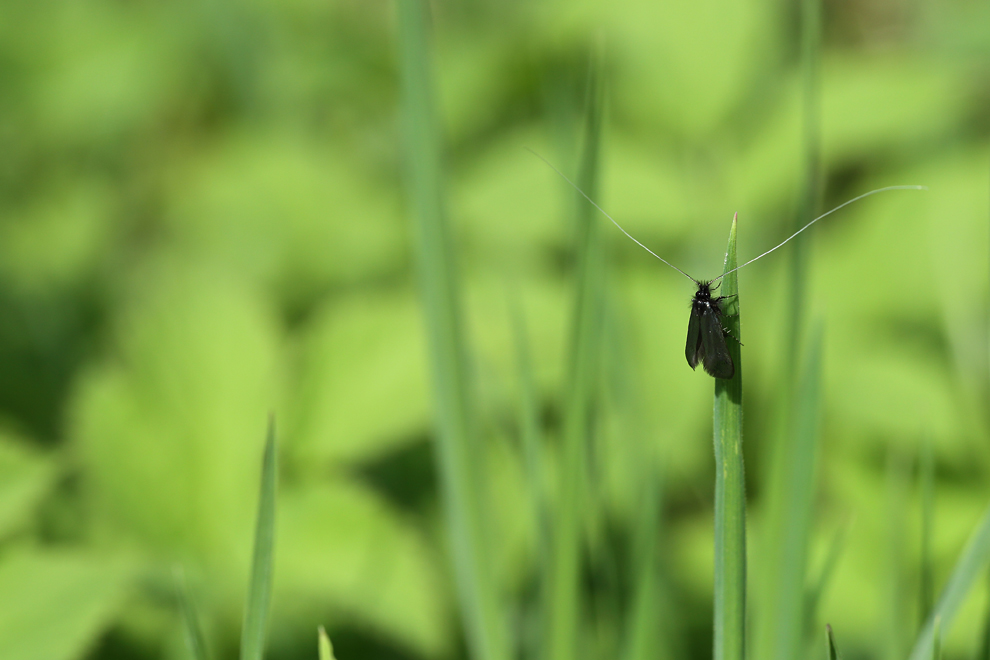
[0,1,988,659]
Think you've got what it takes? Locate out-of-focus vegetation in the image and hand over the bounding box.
[1,1,989,659]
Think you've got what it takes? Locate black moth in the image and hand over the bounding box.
[686,280,735,379]
[528,147,925,380]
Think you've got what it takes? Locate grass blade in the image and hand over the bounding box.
[395,4,508,660]
[919,434,935,626]
[782,0,823,378]
[509,296,549,660]
[548,56,605,660]
[826,624,841,660]
[978,569,990,660]
[713,214,746,660]
[240,418,277,660]
[907,500,990,660]
[804,518,852,635]
[175,567,210,660]
[884,451,910,660]
[622,476,662,660]
[759,323,824,660]
[931,616,941,660]
[318,626,337,660]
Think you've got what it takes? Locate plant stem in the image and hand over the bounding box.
[396,4,508,660]
[713,214,746,660]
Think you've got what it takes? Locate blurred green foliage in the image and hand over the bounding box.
[0,0,989,659]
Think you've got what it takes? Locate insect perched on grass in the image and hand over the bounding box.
[528,149,925,379]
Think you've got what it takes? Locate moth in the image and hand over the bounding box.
[529,149,925,379]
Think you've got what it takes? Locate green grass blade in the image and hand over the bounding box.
[713,214,746,660]
[759,323,823,660]
[907,501,990,660]
[622,476,662,660]
[395,4,507,660]
[548,57,604,660]
[174,567,210,660]
[826,624,841,660]
[318,626,337,660]
[978,569,990,660]
[240,418,277,660]
[931,616,941,660]
[884,451,909,660]
[509,296,549,660]
[804,518,852,635]
[783,0,823,376]
[919,434,935,626]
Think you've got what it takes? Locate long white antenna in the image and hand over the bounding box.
[712,184,928,282]
[526,148,697,283]
[529,148,927,285]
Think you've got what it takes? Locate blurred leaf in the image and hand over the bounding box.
[828,353,960,449]
[0,549,133,660]
[289,291,429,468]
[450,128,565,267]
[0,432,56,540]
[70,265,281,577]
[821,55,972,164]
[165,132,404,304]
[11,3,188,147]
[605,0,779,137]
[618,270,711,482]
[0,180,115,295]
[274,481,449,657]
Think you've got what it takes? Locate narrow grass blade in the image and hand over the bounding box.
[919,434,935,626]
[713,214,746,660]
[907,500,990,660]
[759,323,824,660]
[884,451,909,660]
[804,518,852,635]
[783,0,823,376]
[509,296,549,660]
[396,4,507,660]
[978,569,990,660]
[174,567,210,660]
[622,476,662,660]
[318,626,337,660]
[826,624,841,660]
[931,616,941,660]
[548,56,605,660]
[240,418,277,660]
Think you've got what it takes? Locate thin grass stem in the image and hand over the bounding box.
[713,215,746,660]
[395,4,508,660]
[908,501,990,660]
[547,55,605,660]
[239,418,277,660]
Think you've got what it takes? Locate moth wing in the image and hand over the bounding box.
[699,306,734,379]
[685,304,704,370]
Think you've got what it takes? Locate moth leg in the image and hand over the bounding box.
[721,325,743,346]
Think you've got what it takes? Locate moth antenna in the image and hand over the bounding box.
[526,147,697,283]
[712,184,928,283]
